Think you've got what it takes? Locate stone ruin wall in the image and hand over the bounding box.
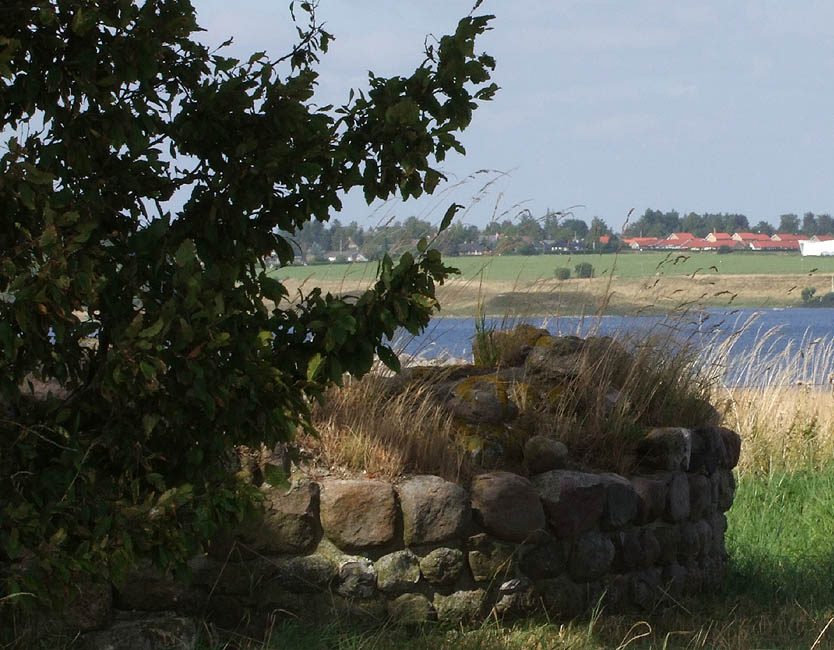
[75,424,740,646]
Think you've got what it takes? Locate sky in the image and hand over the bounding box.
[194,1,834,232]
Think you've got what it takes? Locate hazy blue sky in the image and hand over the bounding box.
[195,1,834,231]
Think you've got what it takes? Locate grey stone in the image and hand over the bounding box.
[630,568,662,610]
[640,527,662,567]
[630,475,668,524]
[387,593,435,624]
[714,469,736,512]
[333,595,388,622]
[493,577,536,618]
[678,522,701,559]
[376,551,421,593]
[252,482,320,554]
[638,428,692,471]
[690,427,723,474]
[468,533,516,582]
[532,470,605,538]
[81,613,197,650]
[600,573,631,611]
[336,559,377,599]
[470,472,547,543]
[695,519,714,559]
[535,575,586,617]
[568,531,615,581]
[688,474,711,520]
[398,475,471,546]
[524,436,568,475]
[718,427,742,469]
[419,547,465,585]
[610,528,643,570]
[709,512,728,558]
[650,524,680,565]
[320,479,396,550]
[519,538,566,579]
[434,589,487,623]
[274,554,336,593]
[666,472,691,522]
[599,473,639,529]
[448,375,519,424]
[660,563,687,598]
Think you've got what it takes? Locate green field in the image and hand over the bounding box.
[274,251,834,285]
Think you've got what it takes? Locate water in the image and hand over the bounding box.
[395,307,834,387]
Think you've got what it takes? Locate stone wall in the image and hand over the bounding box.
[77,424,740,644]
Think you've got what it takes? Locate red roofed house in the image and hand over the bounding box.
[622,237,660,250]
[771,233,805,242]
[732,232,771,242]
[668,232,695,242]
[654,238,684,249]
[705,232,733,242]
[749,239,800,251]
[812,234,834,242]
[681,238,716,250]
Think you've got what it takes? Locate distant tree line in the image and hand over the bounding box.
[623,209,834,239]
[284,208,834,262]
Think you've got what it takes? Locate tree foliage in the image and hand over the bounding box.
[0,0,496,602]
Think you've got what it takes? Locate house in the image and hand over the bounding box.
[771,233,805,242]
[705,232,733,243]
[667,232,695,242]
[732,232,771,242]
[811,234,834,242]
[749,240,800,251]
[622,237,660,250]
[681,238,718,251]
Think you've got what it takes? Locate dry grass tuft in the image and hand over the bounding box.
[302,373,471,483]
[708,326,834,475]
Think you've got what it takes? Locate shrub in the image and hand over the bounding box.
[554,267,571,280]
[0,0,496,607]
[574,262,595,278]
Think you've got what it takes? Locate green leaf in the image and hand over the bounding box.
[376,345,401,373]
[175,239,197,267]
[439,203,463,233]
[306,353,323,380]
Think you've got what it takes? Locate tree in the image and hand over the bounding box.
[778,213,800,234]
[802,212,818,236]
[754,220,775,236]
[0,0,496,602]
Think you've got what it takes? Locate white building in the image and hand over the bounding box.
[799,240,834,256]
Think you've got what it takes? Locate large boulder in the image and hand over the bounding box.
[532,470,605,537]
[598,473,639,529]
[568,532,615,581]
[319,479,396,550]
[81,613,197,650]
[523,435,568,475]
[419,547,465,585]
[376,551,421,594]
[448,374,519,424]
[397,475,470,546]
[467,533,516,582]
[637,428,692,472]
[433,589,487,623]
[470,472,547,543]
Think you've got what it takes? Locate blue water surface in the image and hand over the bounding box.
[395,308,834,387]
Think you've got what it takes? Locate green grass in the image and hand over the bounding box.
[274,252,834,285]
[225,466,834,650]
